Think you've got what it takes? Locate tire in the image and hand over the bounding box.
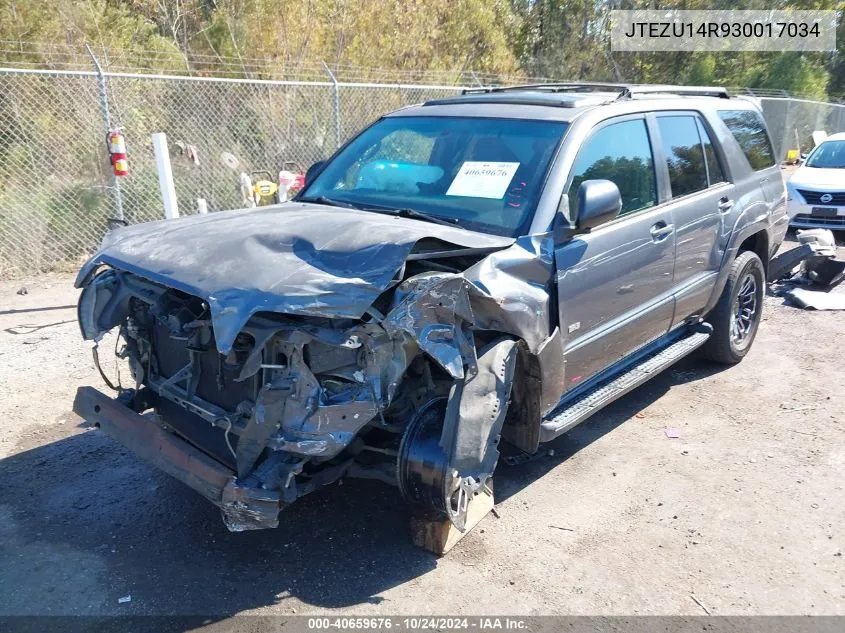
[702,250,765,364]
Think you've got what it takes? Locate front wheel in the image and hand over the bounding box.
[702,250,765,364]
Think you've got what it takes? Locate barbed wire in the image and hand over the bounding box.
[0,39,562,85]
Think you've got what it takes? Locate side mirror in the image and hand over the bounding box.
[577,179,622,231]
[304,160,326,187]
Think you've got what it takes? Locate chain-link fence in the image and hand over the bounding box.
[1,67,844,278]
[0,67,460,276]
[759,97,845,163]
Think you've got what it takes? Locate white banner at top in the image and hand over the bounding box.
[611,10,837,52]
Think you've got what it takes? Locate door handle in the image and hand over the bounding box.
[650,222,674,241]
[718,197,734,212]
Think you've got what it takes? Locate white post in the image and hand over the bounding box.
[152,132,179,219]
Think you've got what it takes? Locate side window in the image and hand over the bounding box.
[718,110,776,171]
[568,119,657,218]
[696,117,725,185]
[656,115,708,198]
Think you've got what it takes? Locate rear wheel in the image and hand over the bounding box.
[702,250,765,364]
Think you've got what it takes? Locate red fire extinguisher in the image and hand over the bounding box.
[107,130,129,177]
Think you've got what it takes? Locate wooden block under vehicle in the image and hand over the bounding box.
[410,484,494,555]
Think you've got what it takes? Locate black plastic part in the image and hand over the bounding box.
[501,346,542,454]
[808,256,845,288]
[767,243,815,282]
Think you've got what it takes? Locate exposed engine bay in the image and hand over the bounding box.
[73,204,565,532]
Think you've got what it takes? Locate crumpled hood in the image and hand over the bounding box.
[76,203,513,353]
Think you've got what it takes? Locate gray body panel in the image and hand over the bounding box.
[528,97,784,391]
[555,205,676,389]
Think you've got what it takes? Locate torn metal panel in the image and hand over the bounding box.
[384,274,478,380]
[408,338,518,532]
[220,478,282,531]
[382,234,556,379]
[235,380,291,478]
[535,327,567,415]
[463,234,556,352]
[449,338,518,476]
[75,203,512,354]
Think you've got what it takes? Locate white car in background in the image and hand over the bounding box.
[787,132,845,230]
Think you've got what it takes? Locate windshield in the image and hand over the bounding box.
[299,116,568,237]
[805,140,845,168]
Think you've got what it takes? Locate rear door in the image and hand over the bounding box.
[653,113,736,325]
[555,116,676,391]
[717,109,780,202]
[718,109,788,251]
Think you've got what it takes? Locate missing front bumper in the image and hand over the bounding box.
[72,386,281,530]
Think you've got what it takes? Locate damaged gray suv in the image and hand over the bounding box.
[74,84,787,536]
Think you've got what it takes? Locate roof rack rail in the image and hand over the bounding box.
[619,85,730,99]
[462,82,730,100]
[461,82,625,95]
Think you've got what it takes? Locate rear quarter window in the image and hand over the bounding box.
[718,110,776,171]
[656,115,708,198]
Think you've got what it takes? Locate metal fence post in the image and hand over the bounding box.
[322,61,342,149]
[86,45,124,222]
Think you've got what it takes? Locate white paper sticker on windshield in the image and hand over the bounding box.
[445,161,519,199]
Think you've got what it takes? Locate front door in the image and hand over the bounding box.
[555,116,676,392]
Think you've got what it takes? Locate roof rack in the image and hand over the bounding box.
[461,82,730,100]
[620,85,730,99]
[461,83,625,95]
[424,93,603,108]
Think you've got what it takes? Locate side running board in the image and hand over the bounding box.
[539,328,711,442]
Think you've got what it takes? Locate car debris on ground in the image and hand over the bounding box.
[768,229,845,310]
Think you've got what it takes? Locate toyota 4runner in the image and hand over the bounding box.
[73,83,788,538]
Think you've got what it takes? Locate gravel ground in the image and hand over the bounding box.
[0,235,843,620]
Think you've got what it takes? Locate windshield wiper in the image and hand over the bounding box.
[298,195,361,209]
[299,196,459,227]
[366,205,459,227]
